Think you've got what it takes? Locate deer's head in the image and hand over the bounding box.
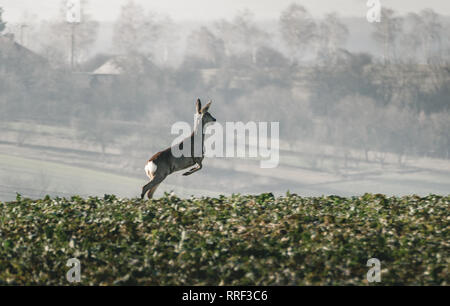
[195,98,216,128]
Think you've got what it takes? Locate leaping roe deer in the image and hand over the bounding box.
[141,99,216,199]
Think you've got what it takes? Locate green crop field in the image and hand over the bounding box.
[0,193,448,285]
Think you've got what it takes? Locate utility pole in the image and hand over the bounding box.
[20,24,28,46]
[71,23,75,70]
[66,0,81,71]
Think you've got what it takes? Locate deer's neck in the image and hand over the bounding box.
[189,119,206,157]
[193,120,206,141]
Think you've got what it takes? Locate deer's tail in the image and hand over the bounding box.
[144,161,158,180]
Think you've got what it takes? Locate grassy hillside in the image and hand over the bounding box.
[0,193,448,285]
[3,120,450,202]
[0,153,219,201]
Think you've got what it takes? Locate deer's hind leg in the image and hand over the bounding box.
[141,180,155,199]
[147,183,160,199]
[141,175,166,199]
[142,161,158,199]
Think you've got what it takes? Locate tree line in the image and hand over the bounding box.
[0,2,449,163]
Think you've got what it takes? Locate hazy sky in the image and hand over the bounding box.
[2,0,450,22]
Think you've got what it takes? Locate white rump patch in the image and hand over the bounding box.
[144,161,157,179]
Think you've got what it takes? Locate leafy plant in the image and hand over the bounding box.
[0,193,448,285]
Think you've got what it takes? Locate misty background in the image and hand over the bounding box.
[0,0,449,201]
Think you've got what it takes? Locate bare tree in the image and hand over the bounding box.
[185,27,225,67]
[334,94,379,162]
[74,115,121,157]
[279,3,317,62]
[317,13,349,63]
[403,9,443,63]
[113,0,160,55]
[372,8,403,63]
[215,9,268,64]
[150,16,181,67]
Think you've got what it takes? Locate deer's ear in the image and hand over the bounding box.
[196,98,202,114]
[201,101,212,113]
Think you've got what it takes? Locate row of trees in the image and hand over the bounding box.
[373,8,448,64]
[1,2,449,163]
[7,2,450,68]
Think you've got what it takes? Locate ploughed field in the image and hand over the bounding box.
[0,193,448,285]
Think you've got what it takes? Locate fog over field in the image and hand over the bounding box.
[0,0,449,201]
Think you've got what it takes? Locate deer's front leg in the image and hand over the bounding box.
[182,163,202,176]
